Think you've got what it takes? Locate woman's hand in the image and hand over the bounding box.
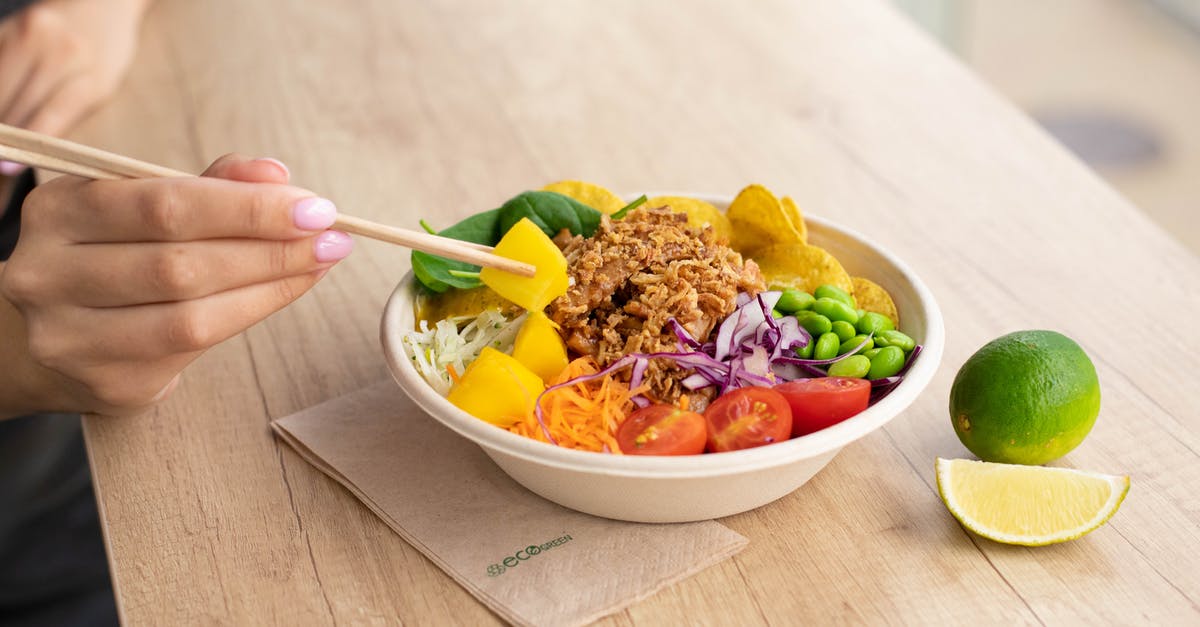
[0,0,152,175]
[0,155,353,417]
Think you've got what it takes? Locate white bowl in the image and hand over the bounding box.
[381,196,944,522]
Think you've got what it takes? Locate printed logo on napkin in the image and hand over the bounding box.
[487,534,573,577]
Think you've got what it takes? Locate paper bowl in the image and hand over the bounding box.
[381,196,944,523]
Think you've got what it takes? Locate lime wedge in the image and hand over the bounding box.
[935,457,1129,546]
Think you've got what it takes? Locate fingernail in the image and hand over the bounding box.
[0,160,27,177]
[254,157,290,180]
[314,230,353,262]
[292,197,337,230]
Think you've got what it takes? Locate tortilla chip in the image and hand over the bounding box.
[726,184,804,256]
[781,196,807,243]
[851,276,900,327]
[647,195,733,243]
[542,180,626,214]
[753,243,854,295]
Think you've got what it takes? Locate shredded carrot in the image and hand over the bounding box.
[446,364,461,384]
[507,357,649,453]
[677,394,689,412]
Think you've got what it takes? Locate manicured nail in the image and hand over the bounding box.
[314,230,353,262]
[0,160,26,177]
[292,197,337,230]
[254,157,290,180]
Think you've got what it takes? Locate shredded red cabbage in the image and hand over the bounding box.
[531,292,922,443]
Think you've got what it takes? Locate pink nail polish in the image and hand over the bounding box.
[314,230,353,262]
[254,157,290,180]
[0,160,27,177]
[292,197,337,230]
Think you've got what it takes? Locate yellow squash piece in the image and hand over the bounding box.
[511,311,570,383]
[780,195,808,243]
[480,217,569,312]
[543,180,626,214]
[726,183,804,257]
[647,195,733,243]
[447,347,545,428]
[753,242,854,295]
[850,276,900,327]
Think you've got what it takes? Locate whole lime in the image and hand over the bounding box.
[949,330,1100,465]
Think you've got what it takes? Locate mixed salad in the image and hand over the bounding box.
[402,182,921,455]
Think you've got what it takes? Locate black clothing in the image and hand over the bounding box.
[1,169,118,627]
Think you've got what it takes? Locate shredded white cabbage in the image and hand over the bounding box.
[401,309,527,395]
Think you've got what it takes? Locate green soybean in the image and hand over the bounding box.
[862,348,882,359]
[875,330,916,352]
[771,309,784,319]
[867,346,906,379]
[828,355,870,378]
[775,289,815,314]
[794,339,814,358]
[812,297,859,325]
[838,334,874,356]
[813,332,840,361]
[795,311,833,336]
[856,311,894,335]
[814,284,856,308]
[831,320,857,342]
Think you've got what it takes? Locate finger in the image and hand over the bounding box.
[20,76,95,138]
[0,31,37,124]
[67,269,330,362]
[60,231,352,307]
[3,55,78,129]
[60,176,337,243]
[202,153,291,185]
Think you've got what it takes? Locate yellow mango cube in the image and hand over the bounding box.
[512,311,569,383]
[480,218,568,312]
[447,347,545,427]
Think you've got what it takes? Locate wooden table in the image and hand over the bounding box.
[76,0,1200,624]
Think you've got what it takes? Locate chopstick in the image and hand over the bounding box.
[0,123,534,277]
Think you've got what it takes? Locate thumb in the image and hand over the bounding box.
[201,153,291,184]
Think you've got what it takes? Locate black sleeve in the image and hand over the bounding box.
[0,170,33,261]
[0,0,37,19]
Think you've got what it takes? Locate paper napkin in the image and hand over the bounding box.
[271,381,747,627]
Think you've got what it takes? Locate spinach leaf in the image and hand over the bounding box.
[411,208,502,292]
[497,191,602,240]
[411,191,604,292]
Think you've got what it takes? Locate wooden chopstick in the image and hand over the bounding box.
[0,123,533,277]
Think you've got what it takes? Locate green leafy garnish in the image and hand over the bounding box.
[497,191,602,240]
[411,191,604,292]
[611,194,647,220]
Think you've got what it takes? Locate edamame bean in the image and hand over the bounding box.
[812,297,859,325]
[831,320,856,342]
[856,311,895,335]
[838,334,874,356]
[771,309,784,319]
[875,330,916,352]
[814,284,856,308]
[828,355,870,378]
[813,332,840,361]
[862,348,882,359]
[867,346,906,379]
[775,289,815,314]
[795,311,833,336]
[794,338,814,358]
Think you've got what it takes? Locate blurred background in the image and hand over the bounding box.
[896,0,1200,254]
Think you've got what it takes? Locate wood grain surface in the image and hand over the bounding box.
[76,0,1200,624]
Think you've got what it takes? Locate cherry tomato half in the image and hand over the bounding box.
[703,387,792,452]
[774,377,870,437]
[616,404,707,456]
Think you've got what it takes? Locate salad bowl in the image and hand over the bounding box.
[381,195,944,523]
